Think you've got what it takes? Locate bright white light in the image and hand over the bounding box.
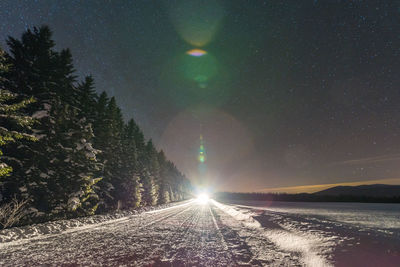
[196,193,209,204]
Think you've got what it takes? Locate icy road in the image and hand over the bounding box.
[1,199,399,266]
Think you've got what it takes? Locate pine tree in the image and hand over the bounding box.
[76,75,97,123]
[0,48,36,178]
[93,96,125,210]
[3,26,102,219]
[139,140,159,206]
[92,91,109,150]
[157,150,170,204]
[1,25,191,223]
[116,119,142,209]
[45,102,101,217]
[140,169,158,206]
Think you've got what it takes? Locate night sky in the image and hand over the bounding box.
[1,0,400,192]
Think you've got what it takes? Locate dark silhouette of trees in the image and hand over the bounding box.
[0,26,191,228]
[215,192,400,203]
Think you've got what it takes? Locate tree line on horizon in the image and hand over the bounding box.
[0,26,191,228]
[215,192,400,203]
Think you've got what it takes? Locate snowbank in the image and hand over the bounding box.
[263,229,332,267]
[211,200,332,267]
[210,200,261,228]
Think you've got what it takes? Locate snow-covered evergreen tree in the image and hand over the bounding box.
[46,102,102,217]
[139,140,160,206]
[116,119,142,208]
[0,25,192,224]
[0,48,36,178]
[76,75,97,123]
[157,150,170,204]
[93,95,125,210]
[4,26,102,219]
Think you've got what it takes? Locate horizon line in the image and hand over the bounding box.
[254,178,400,194]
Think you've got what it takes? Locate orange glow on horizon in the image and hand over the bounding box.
[256,178,400,194]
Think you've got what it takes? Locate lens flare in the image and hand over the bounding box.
[180,52,218,84]
[159,52,233,108]
[196,193,209,204]
[187,49,207,57]
[198,134,206,163]
[198,154,205,163]
[168,0,225,47]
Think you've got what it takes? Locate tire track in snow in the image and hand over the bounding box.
[209,205,229,250]
[148,204,199,262]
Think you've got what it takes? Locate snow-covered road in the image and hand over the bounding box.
[0,199,309,266]
[3,199,398,266]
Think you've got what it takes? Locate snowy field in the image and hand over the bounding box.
[1,199,399,266]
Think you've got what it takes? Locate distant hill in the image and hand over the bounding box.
[314,184,400,198]
[216,185,400,203]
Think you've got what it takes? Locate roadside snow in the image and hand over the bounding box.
[212,200,333,267]
[211,199,261,228]
[0,200,191,245]
[263,229,332,267]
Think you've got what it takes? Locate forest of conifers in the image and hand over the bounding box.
[0,26,191,228]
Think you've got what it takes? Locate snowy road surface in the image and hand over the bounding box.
[1,199,399,266]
